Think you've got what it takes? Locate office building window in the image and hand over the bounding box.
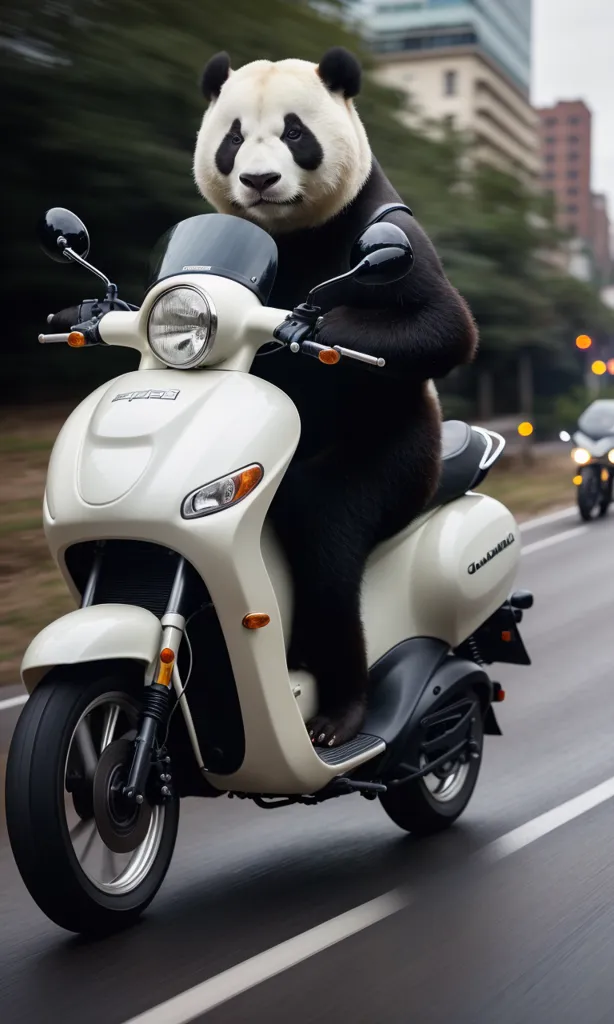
[545,136,556,145]
[545,116,557,126]
[568,187,578,196]
[543,171,555,181]
[545,153,555,163]
[567,170,579,179]
[568,151,580,161]
[568,115,580,124]
[443,70,458,96]
[568,134,580,144]
[567,204,578,214]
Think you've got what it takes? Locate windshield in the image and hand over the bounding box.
[577,400,614,439]
[148,213,278,304]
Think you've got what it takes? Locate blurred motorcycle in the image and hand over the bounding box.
[6,207,533,935]
[560,398,614,520]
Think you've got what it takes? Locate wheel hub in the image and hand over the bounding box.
[93,739,152,854]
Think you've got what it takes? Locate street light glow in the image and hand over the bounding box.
[576,335,592,349]
[591,360,607,376]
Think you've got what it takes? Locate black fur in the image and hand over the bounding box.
[282,114,324,171]
[215,118,244,175]
[253,159,478,746]
[201,51,231,101]
[317,47,361,99]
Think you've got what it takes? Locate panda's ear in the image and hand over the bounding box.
[201,52,232,101]
[317,47,361,99]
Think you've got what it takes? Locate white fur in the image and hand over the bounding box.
[193,58,372,233]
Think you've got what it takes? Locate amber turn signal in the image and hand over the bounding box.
[67,331,86,348]
[242,612,271,629]
[318,348,341,365]
[501,630,512,642]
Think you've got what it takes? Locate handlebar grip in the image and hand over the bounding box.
[46,305,82,333]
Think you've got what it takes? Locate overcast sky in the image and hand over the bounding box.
[533,0,614,206]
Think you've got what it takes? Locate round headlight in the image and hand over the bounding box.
[147,285,217,368]
[572,447,591,465]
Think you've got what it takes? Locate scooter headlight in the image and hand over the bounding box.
[147,285,217,368]
[572,447,591,465]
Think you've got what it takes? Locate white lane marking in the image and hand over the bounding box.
[519,506,576,532]
[521,525,587,556]
[0,694,27,713]
[480,774,614,863]
[122,891,408,1024]
[120,771,614,1024]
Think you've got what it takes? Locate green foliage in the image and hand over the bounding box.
[1,0,613,409]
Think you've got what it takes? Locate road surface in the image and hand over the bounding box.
[2,505,614,1024]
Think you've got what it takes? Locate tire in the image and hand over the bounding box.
[578,469,600,521]
[5,663,180,935]
[379,706,484,837]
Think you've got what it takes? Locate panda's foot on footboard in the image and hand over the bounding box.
[308,697,367,748]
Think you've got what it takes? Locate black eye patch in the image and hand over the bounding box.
[215,118,244,176]
[282,114,323,172]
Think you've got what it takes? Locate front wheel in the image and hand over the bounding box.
[379,707,483,836]
[5,663,179,935]
[577,467,601,521]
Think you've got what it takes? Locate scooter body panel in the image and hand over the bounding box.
[38,364,520,795]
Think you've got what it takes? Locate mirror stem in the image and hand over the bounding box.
[307,265,358,306]
[61,243,113,292]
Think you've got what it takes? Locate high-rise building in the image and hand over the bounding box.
[348,0,539,185]
[591,193,611,283]
[537,100,610,280]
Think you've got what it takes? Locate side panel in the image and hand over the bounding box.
[362,492,520,663]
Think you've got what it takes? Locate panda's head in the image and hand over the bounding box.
[193,48,372,233]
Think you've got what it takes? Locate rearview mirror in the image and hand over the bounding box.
[350,222,414,286]
[37,207,90,264]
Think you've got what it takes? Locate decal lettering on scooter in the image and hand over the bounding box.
[467,533,515,575]
[112,389,180,403]
[182,265,212,271]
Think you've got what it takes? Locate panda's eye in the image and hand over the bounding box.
[285,128,302,141]
[230,134,243,146]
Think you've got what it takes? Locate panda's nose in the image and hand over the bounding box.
[239,172,281,193]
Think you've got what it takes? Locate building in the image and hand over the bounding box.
[537,100,611,280]
[537,101,592,238]
[348,1,540,185]
[591,193,611,283]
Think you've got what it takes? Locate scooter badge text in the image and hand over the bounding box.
[467,533,515,575]
[112,389,180,403]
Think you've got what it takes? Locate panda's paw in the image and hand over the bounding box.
[308,698,366,749]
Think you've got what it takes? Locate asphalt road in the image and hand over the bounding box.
[3,504,614,1023]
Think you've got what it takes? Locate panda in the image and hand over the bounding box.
[194,47,478,748]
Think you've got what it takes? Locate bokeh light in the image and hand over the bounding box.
[518,421,534,437]
[591,360,607,375]
[576,335,592,350]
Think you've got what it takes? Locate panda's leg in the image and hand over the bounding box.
[270,458,373,748]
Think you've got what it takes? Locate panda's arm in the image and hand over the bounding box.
[316,211,478,380]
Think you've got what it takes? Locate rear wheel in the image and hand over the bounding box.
[5,664,179,935]
[379,707,483,837]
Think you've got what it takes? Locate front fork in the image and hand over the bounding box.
[122,558,193,805]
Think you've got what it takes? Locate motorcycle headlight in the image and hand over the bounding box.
[572,447,591,465]
[147,285,217,368]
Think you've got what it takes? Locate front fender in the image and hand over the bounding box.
[21,604,162,692]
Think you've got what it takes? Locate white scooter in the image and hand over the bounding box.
[6,207,533,935]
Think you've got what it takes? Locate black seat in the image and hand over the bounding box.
[427,420,503,510]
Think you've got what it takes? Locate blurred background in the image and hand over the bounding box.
[4,6,614,1023]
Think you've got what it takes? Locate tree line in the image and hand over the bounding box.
[2,0,612,422]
